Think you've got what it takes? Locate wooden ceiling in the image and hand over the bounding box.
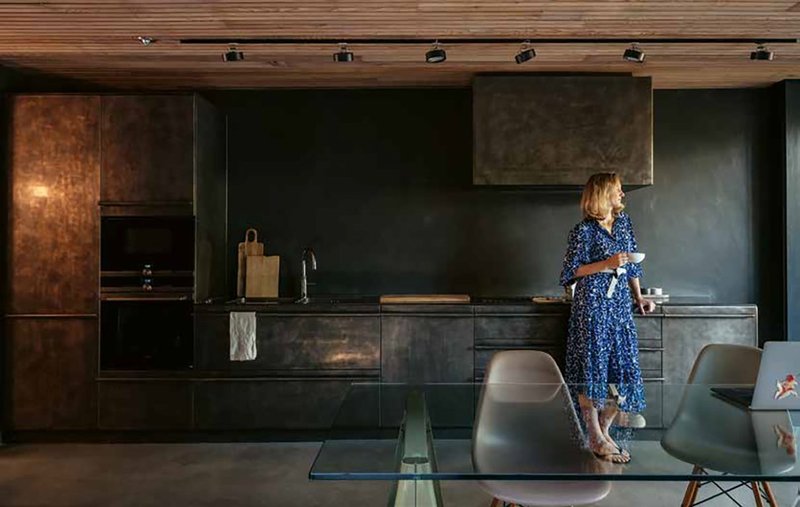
[0,1,799,89]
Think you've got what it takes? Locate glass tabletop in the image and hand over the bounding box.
[310,382,800,482]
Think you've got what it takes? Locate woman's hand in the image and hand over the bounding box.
[604,252,629,270]
[635,296,657,314]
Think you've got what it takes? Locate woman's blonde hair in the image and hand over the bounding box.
[581,172,624,220]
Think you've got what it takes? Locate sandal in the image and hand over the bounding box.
[592,449,631,464]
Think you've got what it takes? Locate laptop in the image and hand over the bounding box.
[711,342,800,410]
[752,410,797,475]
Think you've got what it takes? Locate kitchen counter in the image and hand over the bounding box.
[194,295,756,315]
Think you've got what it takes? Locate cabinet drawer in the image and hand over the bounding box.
[381,315,473,383]
[98,380,192,430]
[639,349,663,372]
[194,314,380,371]
[193,380,368,430]
[475,315,567,344]
[634,316,662,343]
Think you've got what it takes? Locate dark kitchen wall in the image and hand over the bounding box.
[211,87,781,334]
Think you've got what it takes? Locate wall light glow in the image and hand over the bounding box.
[30,185,50,198]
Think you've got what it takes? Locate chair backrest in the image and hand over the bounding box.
[483,349,564,385]
[473,351,586,470]
[687,343,762,385]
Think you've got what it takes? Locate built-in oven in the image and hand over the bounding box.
[100,216,195,370]
[100,297,193,370]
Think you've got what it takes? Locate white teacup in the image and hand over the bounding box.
[628,252,646,264]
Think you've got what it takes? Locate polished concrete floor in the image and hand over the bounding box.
[0,442,798,506]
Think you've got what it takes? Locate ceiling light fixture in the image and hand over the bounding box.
[750,43,774,61]
[623,43,646,63]
[223,44,244,62]
[333,42,354,62]
[137,36,154,46]
[514,40,536,64]
[425,41,447,64]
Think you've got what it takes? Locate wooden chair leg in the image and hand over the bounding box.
[681,481,697,507]
[752,482,765,507]
[761,482,779,507]
[682,465,703,507]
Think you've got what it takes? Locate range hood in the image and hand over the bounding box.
[472,75,653,187]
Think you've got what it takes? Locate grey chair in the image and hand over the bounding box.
[661,343,779,507]
[472,350,612,507]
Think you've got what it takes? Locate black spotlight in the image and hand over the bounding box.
[333,43,354,62]
[750,44,774,61]
[515,41,536,64]
[623,43,645,63]
[223,45,244,62]
[425,41,447,64]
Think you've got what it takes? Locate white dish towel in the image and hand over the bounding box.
[230,312,257,361]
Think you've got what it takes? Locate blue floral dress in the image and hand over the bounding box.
[559,211,646,413]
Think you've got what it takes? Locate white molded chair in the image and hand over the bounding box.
[472,350,612,507]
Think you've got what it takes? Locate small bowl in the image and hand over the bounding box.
[628,252,646,264]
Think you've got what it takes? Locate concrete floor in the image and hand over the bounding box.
[0,443,798,506]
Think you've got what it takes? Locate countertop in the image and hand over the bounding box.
[194,295,757,316]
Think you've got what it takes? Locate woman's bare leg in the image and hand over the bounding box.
[578,394,629,463]
[599,400,626,455]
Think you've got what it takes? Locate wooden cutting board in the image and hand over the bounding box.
[237,228,265,297]
[245,255,280,298]
[379,294,471,304]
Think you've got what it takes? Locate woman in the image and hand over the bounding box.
[560,172,656,464]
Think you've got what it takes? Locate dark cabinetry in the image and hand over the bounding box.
[7,318,97,429]
[7,96,100,315]
[194,312,380,373]
[5,96,100,430]
[194,379,356,430]
[100,96,194,204]
[381,306,474,383]
[663,306,758,384]
[98,380,193,430]
[473,306,665,426]
[662,306,757,423]
[474,308,568,379]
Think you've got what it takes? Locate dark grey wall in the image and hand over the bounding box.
[783,81,800,341]
[210,88,781,339]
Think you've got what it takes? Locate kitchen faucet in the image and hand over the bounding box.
[296,247,317,304]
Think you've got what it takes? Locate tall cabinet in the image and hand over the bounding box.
[5,96,100,429]
[4,94,226,432]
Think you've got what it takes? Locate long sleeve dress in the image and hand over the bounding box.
[559,211,646,413]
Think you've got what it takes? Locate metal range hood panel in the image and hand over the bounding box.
[473,75,653,187]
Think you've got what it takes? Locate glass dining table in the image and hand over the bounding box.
[309,382,800,507]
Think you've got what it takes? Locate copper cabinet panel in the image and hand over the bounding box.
[7,318,97,430]
[7,95,100,315]
[100,95,194,203]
